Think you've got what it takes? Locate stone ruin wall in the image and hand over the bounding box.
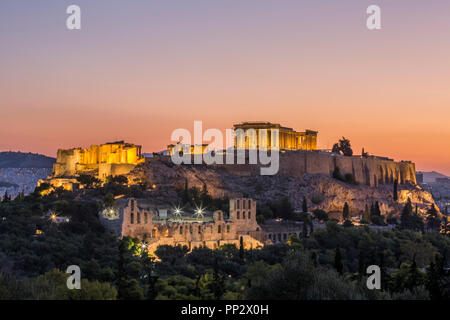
[213,151,416,187]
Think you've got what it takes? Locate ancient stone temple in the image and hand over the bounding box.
[40,141,145,190]
[99,197,264,253]
[233,121,317,151]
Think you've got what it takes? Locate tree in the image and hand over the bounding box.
[358,250,365,276]
[312,209,328,222]
[116,239,143,300]
[106,175,128,186]
[181,179,190,205]
[408,256,420,290]
[302,220,308,238]
[343,202,350,221]
[400,198,424,232]
[426,205,441,231]
[239,236,244,261]
[302,196,308,213]
[334,247,344,275]
[426,260,442,300]
[276,197,294,220]
[77,174,101,189]
[2,191,10,203]
[374,202,381,216]
[103,193,116,209]
[332,137,353,156]
[209,258,225,300]
[400,198,413,229]
[332,167,344,181]
[363,204,370,223]
[393,180,398,201]
[142,252,159,300]
[311,252,318,268]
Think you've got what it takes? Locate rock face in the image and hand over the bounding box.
[0,168,52,197]
[127,153,435,218]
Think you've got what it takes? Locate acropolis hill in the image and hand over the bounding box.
[39,122,433,217]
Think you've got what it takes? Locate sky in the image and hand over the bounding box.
[1,1,450,174]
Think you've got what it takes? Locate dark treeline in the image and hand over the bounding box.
[0,185,449,300]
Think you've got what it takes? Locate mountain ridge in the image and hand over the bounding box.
[0,151,55,168]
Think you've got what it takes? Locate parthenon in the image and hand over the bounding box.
[233,121,317,151]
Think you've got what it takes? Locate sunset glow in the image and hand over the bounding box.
[1,1,450,174]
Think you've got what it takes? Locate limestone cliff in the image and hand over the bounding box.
[127,152,436,218]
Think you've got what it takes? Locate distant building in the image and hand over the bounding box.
[167,143,209,156]
[416,172,424,184]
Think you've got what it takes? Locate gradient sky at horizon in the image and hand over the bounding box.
[1,1,450,174]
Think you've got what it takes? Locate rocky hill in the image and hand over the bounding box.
[0,152,55,168]
[127,155,437,218]
[419,171,449,183]
[0,152,54,198]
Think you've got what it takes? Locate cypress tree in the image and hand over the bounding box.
[311,251,318,267]
[239,236,244,261]
[211,258,225,300]
[181,179,189,205]
[400,198,413,229]
[393,180,398,201]
[408,255,419,290]
[334,247,344,275]
[302,220,308,238]
[2,191,9,203]
[358,250,365,276]
[343,202,350,221]
[426,205,440,231]
[364,204,370,223]
[302,196,308,213]
[117,239,128,300]
[374,201,381,216]
[426,258,442,300]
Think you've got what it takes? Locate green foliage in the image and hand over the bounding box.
[334,247,344,275]
[0,190,449,300]
[105,175,128,186]
[426,205,441,231]
[302,196,308,213]
[343,202,350,221]
[332,167,358,185]
[332,137,353,156]
[312,209,328,222]
[103,193,116,208]
[0,269,117,300]
[77,174,101,189]
[400,198,424,232]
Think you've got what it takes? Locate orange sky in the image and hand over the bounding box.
[1,1,450,174]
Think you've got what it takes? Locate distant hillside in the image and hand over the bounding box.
[419,171,449,183]
[0,152,55,168]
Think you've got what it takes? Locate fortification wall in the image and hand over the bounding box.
[214,151,416,186]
